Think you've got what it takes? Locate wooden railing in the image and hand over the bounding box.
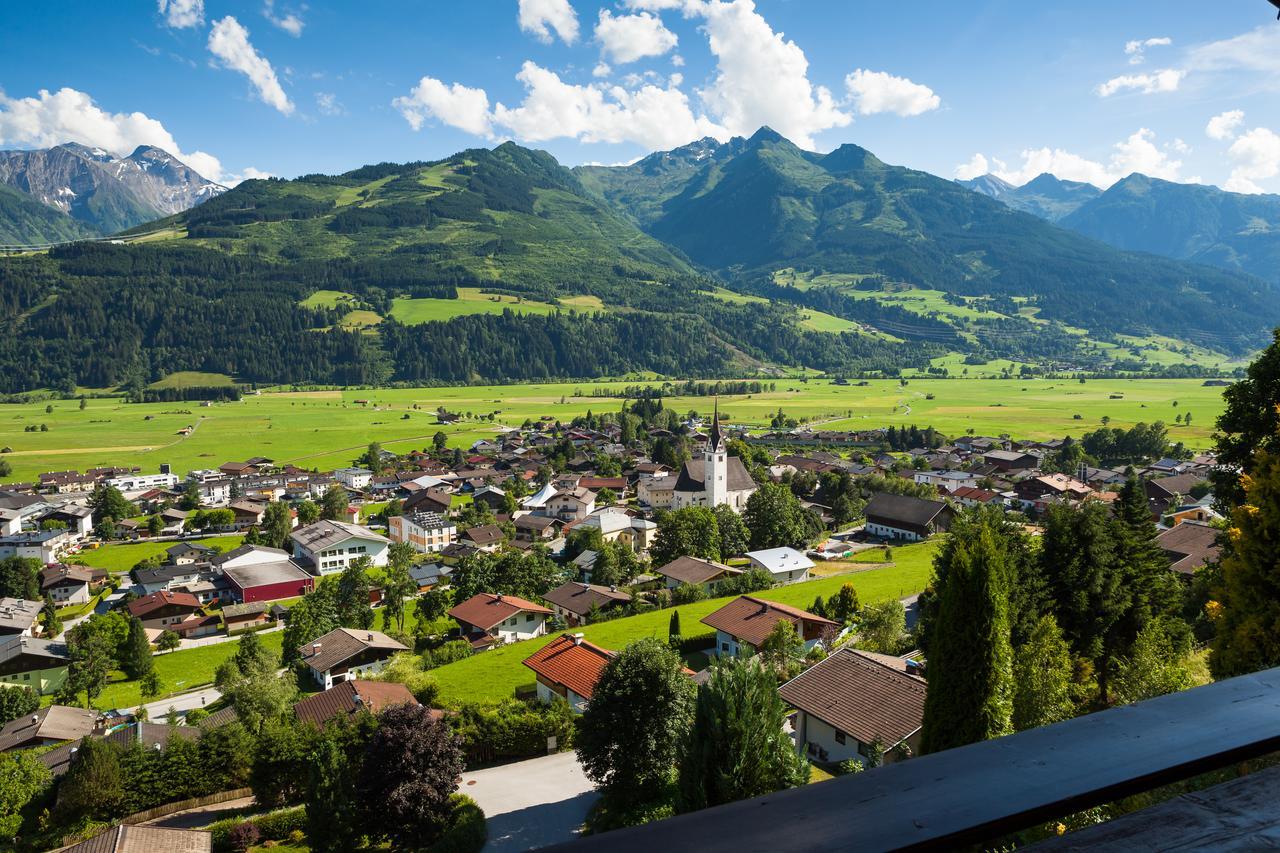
[555,666,1280,852]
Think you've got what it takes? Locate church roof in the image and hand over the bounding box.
[674,455,756,494]
[708,399,724,452]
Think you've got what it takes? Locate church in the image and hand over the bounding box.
[672,403,757,512]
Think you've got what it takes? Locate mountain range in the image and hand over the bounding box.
[0,142,224,242]
[0,129,1275,393]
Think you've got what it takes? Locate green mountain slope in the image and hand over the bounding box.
[581,128,1277,359]
[0,183,100,246]
[1060,174,1280,285]
[997,173,1101,222]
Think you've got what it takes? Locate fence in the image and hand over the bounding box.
[120,787,253,825]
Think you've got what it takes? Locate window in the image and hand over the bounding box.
[835,730,847,745]
[526,613,536,622]
[857,740,870,757]
[721,642,729,652]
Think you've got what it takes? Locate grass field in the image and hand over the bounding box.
[428,541,939,706]
[71,535,246,573]
[0,377,1229,483]
[389,288,606,324]
[148,372,237,390]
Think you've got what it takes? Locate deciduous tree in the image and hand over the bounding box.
[1012,615,1075,731]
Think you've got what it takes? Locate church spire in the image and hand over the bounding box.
[708,397,724,451]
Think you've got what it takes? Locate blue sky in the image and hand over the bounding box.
[2,1,1278,192]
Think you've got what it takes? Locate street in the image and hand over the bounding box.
[461,751,598,851]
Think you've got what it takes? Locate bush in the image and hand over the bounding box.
[677,631,717,655]
[227,822,260,853]
[208,807,307,851]
[426,794,487,853]
[423,639,473,670]
[452,699,575,765]
[671,583,706,605]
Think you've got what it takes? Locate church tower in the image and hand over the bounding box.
[705,398,727,507]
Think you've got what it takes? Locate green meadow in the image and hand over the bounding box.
[0,377,1227,482]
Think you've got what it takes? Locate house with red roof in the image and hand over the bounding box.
[126,590,202,630]
[701,595,840,658]
[523,633,615,714]
[448,592,553,650]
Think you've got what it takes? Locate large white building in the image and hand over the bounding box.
[388,511,457,555]
[289,520,390,575]
[672,404,756,512]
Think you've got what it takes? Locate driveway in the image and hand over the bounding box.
[461,751,598,851]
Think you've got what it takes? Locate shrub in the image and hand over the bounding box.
[208,807,307,851]
[671,583,706,605]
[423,639,473,670]
[677,631,717,655]
[452,699,575,765]
[227,822,260,853]
[426,794,487,853]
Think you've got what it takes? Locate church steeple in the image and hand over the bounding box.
[708,398,724,452]
[704,397,728,507]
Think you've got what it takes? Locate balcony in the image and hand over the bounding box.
[554,666,1280,852]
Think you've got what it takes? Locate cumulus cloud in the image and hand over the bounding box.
[1096,68,1184,97]
[518,0,579,44]
[393,78,493,136]
[595,10,678,64]
[962,128,1187,188]
[844,69,939,117]
[157,0,204,29]
[592,62,612,78]
[0,86,261,186]
[207,16,294,115]
[315,92,343,116]
[263,0,304,37]
[953,153,991,181]
[1124,36,1171,65]
[1225,127,1280,194]
[1207,110,1245,141]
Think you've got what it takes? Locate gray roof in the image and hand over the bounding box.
[298,627,407,674]
[290,519,389,553]
[0,704,97,752]
[61,825,212,853]
[0,634,70,667]
[222,558,312,590]
[541,581,631,618]
[864,493,949,529]
[0,598,41,633]
[222,601,271,619]
[674,455,755,493]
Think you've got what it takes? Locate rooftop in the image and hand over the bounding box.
[294,679,419,726]
[448,592,553,631]
[778,647,926,746]
[523,633,614,701]
[700,595,837,647]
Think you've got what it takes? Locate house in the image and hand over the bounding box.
[1156,521,1222,576]
[133,563,213,600]
[0,635,70,695]
[701,596,839,658]
[0,705,97,752]
[863,493,955,542]
[36,504,94,541]
[408,562,451,592]
[577,509,634,543]
[40,565,93,605]
[472,485,508,512]
[294,679,419,726]
[1146,474,1209,517]
[1013,474,1092,506]
[746,547,815,585]
[448,593,553,650]
[950,486,1002,509]
[0,598,41,637]
[334,467,374,491]
[172,613,222,639]
[653,555,742,594]
[221,601,272,633]
[289,519,390,575]
[637,474,679,510]
[388,511,457,554]
[523,633,614,714]
[544,487,597,522]
[514,513,557,542]
[297,627,408,689]
[60,826,212,853]
[405,487,453,516]
[166,541,215,565]
[462,524,505,552]
[0,529,70,563]
[672,408,756,512]
[983,450,1040,472]
[127,590,203,630]
[779,648,926,766]
[214,545,314,603]
[541,581,632,626]
[912,470,978,493]
[625,517,658,552]
[227,499,271,529]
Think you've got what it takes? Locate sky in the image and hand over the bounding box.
[1,1,1279,193]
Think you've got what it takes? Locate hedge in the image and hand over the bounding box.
[206,806,306,851]
[427,794,487,853]
[677,631,717,654]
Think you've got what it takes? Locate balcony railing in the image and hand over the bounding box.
[554,666,1280,852]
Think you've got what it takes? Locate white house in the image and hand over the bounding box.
[637,474,678,510]
[297,627,408,690]
[106,471,179,492]
[746,547,815,585]
[523,633,615,714]
[388,511,457,554]
[912,470,978,493]
[40,565,94,605]
[289,519,390,575]
[543,487,596,522]
[448,593,553,650]
[0,529,70,564]
[334,467,374,491]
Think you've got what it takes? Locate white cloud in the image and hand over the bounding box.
[157,0,204,29]
[315,92,343,116]
[671,54,685,67]
[1109,127,1184,181]
[844,69,939,117]
[1186,26,1280,75]
[1124,36,1171,65]
[207,16,295,115]
[0,86,257,186]
[688,0,850,148]
[518,0,579,44]
[1206,109,1245,141]
[221,165,274,187]
[263,0,304,37]
[621,0,686,9]
[971,128,1186,188]
[1096,68,1184,97]
[592,62,612,78]
[1225,127,1280,194]
[595,10,678,64]
[953,153,990,181]
[393,78,493,136]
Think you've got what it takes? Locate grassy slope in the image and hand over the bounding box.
[72,535,246,573]
[430,542,939,705]
[94,631,285,710]
[0,378,1226,483]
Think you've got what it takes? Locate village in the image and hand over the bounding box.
[0,392,1227,851]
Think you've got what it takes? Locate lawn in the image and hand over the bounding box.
[71,535,245,573]
[148,372,237,390]
[0,378,1229,483]
[389,287,604,324]
[93,631,285,710]
[428,541,939,706]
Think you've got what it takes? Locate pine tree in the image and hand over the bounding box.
[1115,473,1183,635]
[920,508,1014,754]
[668,610,682,648]
[307,737,363,853]
[121,616,154,680]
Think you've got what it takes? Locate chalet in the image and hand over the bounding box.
[294,679,419,727]
[36,504,94,541]
[0,705,97,752]
[1156,521,1222,576]
[513,513,557,542]
[166,541,215,565]
[780,648,927,766]
[746,547,815,584]
[389,511,457,554]
[1146,474,1208,516]
[221,601,272,633]
[298,627,408,689]
[912,470,978,493]
[38,471,96,494]
[448,592,553,650]
[289,519,390,575]
[0,635,70,695]
[950,486,1002,508]
[462,524,505,552]
[127,590,203,630]
[40,565,94,605]
[654,555,742,594]
[701,596,839,658]
[215,546,315,603]
[1013,474,1092,506]
[0,598,41,637]
[0,529,71,564]
[543,486,597,522]
[408,562,451,591]
[133,563,214,600]
[863,493,955,542]
[472,485,508,512]
[227,499,271,529]
[523,633,614,714]
[983,450,1040,472]
[541,581,632,626]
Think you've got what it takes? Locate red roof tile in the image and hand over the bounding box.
[523,634,614,700]
[127,590,201,618]
[700,595,837,647]
[448,592,553,631]
[293,680,419,726]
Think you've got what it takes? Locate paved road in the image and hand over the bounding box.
[125,685,223,719]
[461,751,598,851]
[901,593,921,632]
[142,796,256,829]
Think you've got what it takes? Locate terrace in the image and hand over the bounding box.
[556,666,1280,851]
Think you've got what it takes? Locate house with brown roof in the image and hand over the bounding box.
[653,555,743,595]
[541,581,632,626]
[127,590,203,630]
[1156,521,1222,576]
[779,648,927,766]
[40,564,95,605]
[297,627,408,689]
[523,633,614,714]
[61,826,212,853]
[701,596,840,658]
[0,704,98,752]
[462,524,505,552]
[294,679,419,726]
[864,493,955,542]
[448,592,553,650]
